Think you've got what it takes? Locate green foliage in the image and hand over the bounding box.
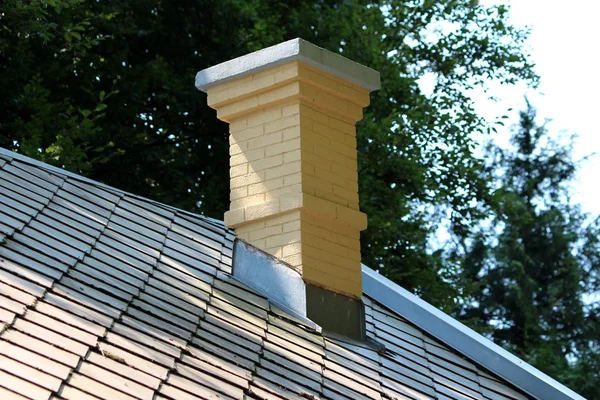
[1,0,536,311]
[459,103,600,399]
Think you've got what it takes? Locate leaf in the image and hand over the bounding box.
[95,103,107,112]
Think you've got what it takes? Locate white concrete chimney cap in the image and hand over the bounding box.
[195,38,381,93]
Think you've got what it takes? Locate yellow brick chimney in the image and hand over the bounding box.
[196,39,380,299]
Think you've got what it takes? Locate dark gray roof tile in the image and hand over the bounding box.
[55,189,112,221]
[11,318,89,356]
[263,339,322,375]
[107,214,164,243]
[2,329,80,367]
[0,195,38,218]
[166,233,222,261]
[66,371,139,400]
[143,283,204,317]
[86,351,161,389]
[44,292,114,327]
[165,373,237,400]
[0,308,16,324]
[11,161,65,186]
[0,245,64,280]
[53,283,124,317]
[381,375,436,400]
[323,358,381,393]
[267,314,323,346]
[263,347,322,383]
[0,339,72,380]
[119,199,174,226]
[97,342,169,380]
[324,339,379,372]
[0,204,32,225]
[202,313,263,351]
[35,213,97,246]
[326,350,380,383]
[45,203,104,236]
[259,357,322,393]
[3,163,61,194]
[105,328,179,367]
[381,353,431,381]
[149,272,210,306]
[86,250,148,284]
[114,207,168,234]
[381,364,436,398]
[193,329,260,368]
[185,344,253,381]
[176,362,246,398]
[0,169,55,199]
[34,301,106,336]
[25,309,98,346]
[15,230,81,265]
[160,251,218,277]
[67,267,135,301]
[125,307,193,342]
[267,322,324,356]
[249,376,308,400]
[323,371,379,400]
[67,179,121,204]
[95,242,153,273]
[78,360,156,400]
[105,223,163,253]
[56,384,104,400]
[255,366,321,399]
[0,268,46,297]
[61,181,116,212]
[478,375,528,400]
[207,300,267,336]
[170,219,224,251]
[0,281,36,306]
[0,368,53,400]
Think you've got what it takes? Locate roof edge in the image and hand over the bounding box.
[361,265,585,400]
[195,38,381,92]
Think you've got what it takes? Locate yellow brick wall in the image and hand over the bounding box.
[208,61,371,298]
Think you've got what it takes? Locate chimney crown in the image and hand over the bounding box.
[197,38,380,299]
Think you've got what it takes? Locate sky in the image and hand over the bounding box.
[475,0,600,216]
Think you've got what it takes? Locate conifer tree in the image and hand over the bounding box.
[460,103,600,399]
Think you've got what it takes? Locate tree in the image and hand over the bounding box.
[459,103,600,399]
[1,0,537,310]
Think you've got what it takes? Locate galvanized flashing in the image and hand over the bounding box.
[361,265,586,400]
[233,240,309,319]
[195,38,381,92]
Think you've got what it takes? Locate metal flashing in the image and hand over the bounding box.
[195,38,380,92]
[361,265,586,400]
[233,240,309,319]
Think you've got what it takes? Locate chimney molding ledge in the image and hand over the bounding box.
[207,62,369,124]
[224,192,367,231]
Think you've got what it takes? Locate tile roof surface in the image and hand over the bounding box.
[0,149,534,400]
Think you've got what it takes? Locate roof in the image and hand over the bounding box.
[0,147,581,400]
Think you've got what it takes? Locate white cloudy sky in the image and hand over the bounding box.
[476,0,600,216]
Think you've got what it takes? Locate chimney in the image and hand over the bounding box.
[196,39,380,300]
